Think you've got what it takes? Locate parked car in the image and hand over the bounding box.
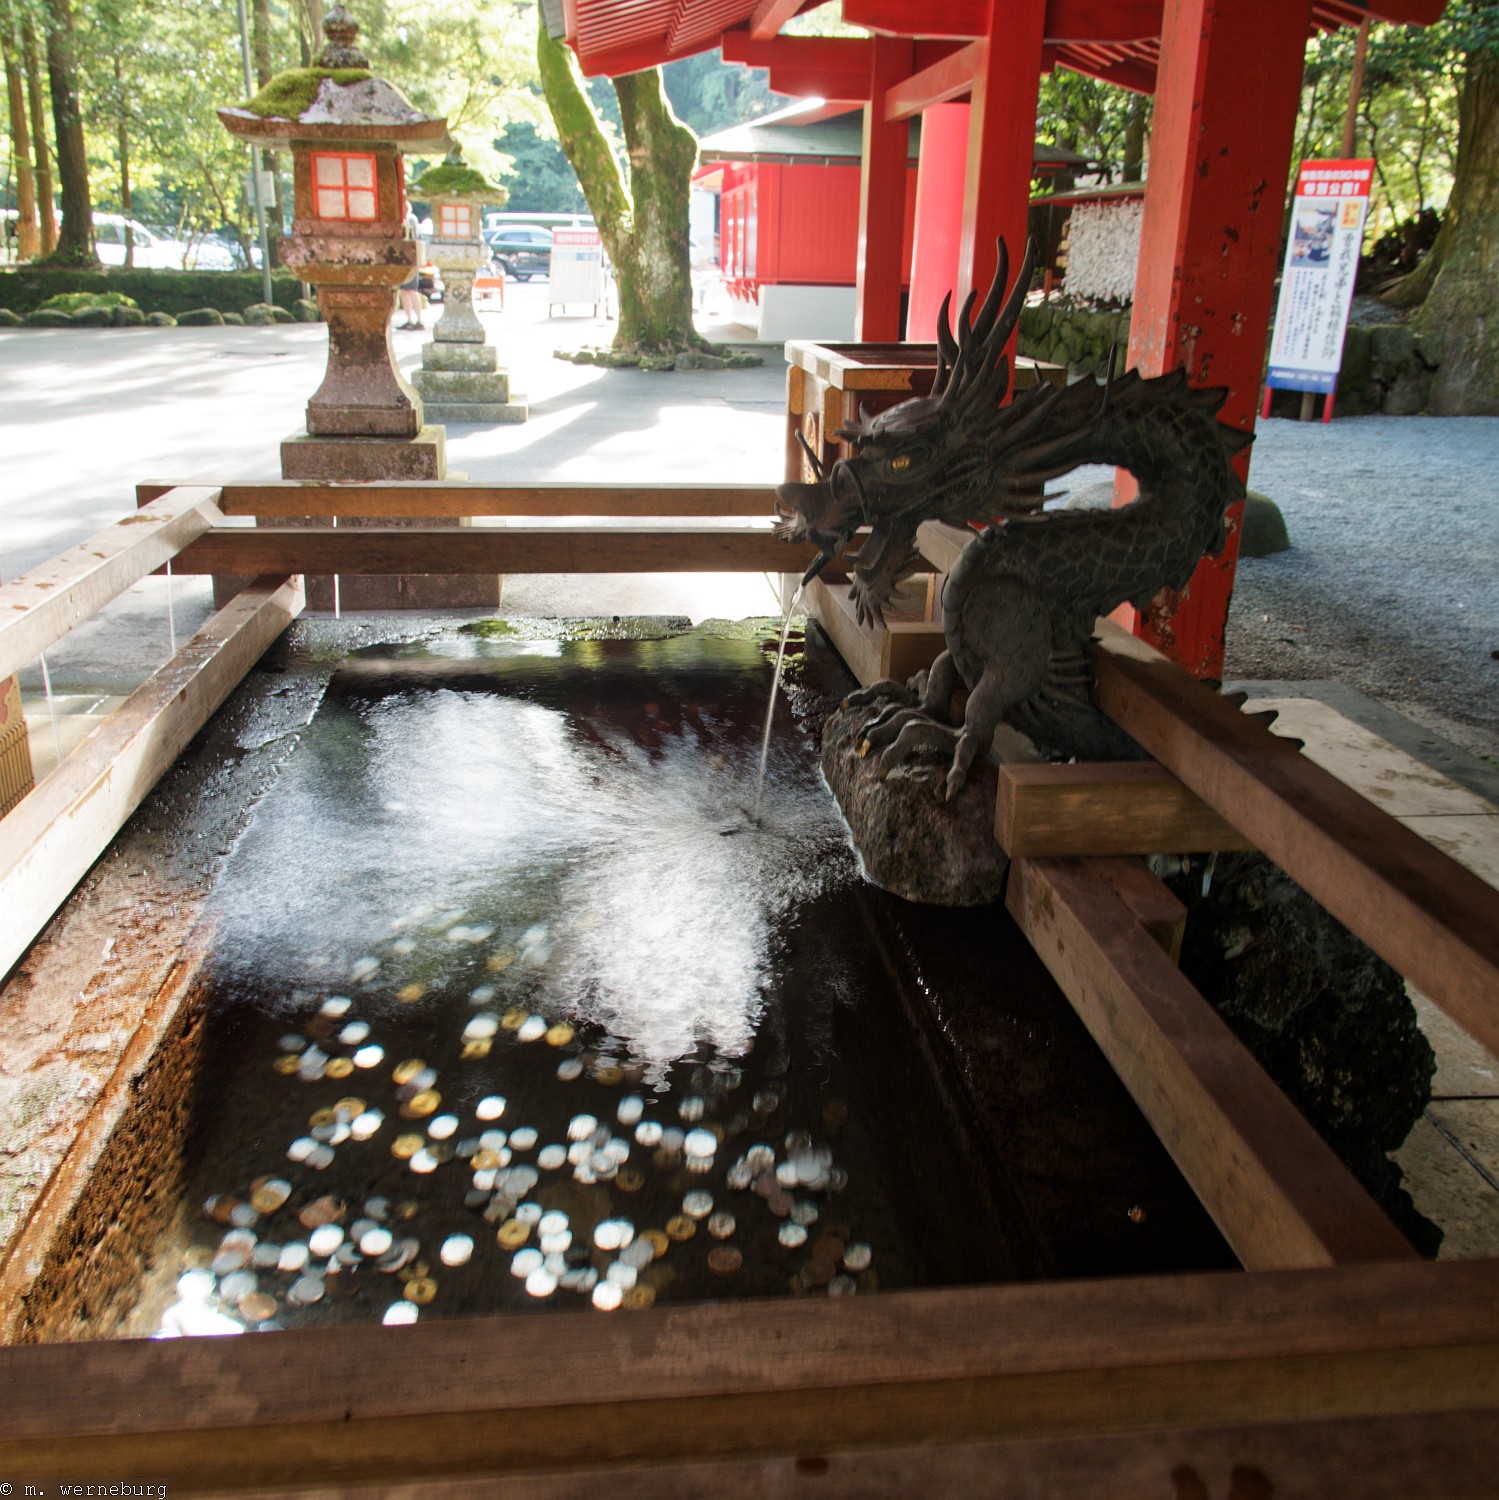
[483,224,552,280]
[92,214,185,269]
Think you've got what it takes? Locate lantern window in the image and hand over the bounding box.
[312,152,378,221]
[439,203,472,237]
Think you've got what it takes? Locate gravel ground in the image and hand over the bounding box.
[1228,415,1499,761]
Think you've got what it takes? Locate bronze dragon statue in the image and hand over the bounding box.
[775,239,1251,801]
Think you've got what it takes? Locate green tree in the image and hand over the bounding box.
[536,11,702,357]
[42,0,93,264]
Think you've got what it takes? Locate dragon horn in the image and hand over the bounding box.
[794,428,828,482]
[967,236,1011,350]
[932,291,958,397]
[943,288,982,403]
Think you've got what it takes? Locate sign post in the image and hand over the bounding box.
[1263,158,1374,423]
[548,227,608,317]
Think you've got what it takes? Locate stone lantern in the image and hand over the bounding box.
[218,4,449,481]
[410,152,527,423]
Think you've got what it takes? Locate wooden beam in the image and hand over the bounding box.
[996,760,1255,857]
[0,487,223,683]
[171,526,820,577]
[718,32,872,74]
[1007,856,1417,1270]
[1054,49,1158,93]
[0,576,303,982]
[844,0,986,36]
[1089,854,1187,960]
[1045,0,1162,41]
[3,1258,1495,1485]
[884,38,982,121]
[1090,620,1499,1063]
[136,481,782,520]
[806,578,945,687]
[856,35,915,340]
[747,0,805,40]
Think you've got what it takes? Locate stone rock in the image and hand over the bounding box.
[177,307,226,326]
[1168,850,1440,1254]
[594,350,641,368]
[0,308,24,327]
[292,298,322,322]
[243,302,277,325]
[111,305,147,327]
[569,348,596,364]
[411,367,510,404]
[421,340,498,372]
[638,354,675,371]
[675,351,726,370]
[221,311,245,325]
[146,312,178,327]
[1239,489,1290,557]
[69,305,115,327]
[24,309,73,327]
[820,702,1008,906]
[724,352,764,368]
[269,305,294,323]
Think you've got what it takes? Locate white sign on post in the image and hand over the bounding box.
[548,227,607,316]
[1265,158,1374,403]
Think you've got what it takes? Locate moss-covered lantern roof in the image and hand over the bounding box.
[411,151,508,206]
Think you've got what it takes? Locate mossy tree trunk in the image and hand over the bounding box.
[42,0,95,268]
[252,0,285,267]
[22,18,55,254]
[537,16,705,356]
[1400,50,1499,413]
[2,19,39,259]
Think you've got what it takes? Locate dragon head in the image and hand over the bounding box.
[775,240,1063,619]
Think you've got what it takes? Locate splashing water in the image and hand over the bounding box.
[751,584,803,824]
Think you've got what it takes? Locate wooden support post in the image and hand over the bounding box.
[996,760,1255,858]
[856,35,914,340]
[0,576,304,981]
[955,0,1047,313]
[1007,855,1417,1269]
[1089,620,1499,1062]
[805,577,945,688]
[1118,0,1312,679]
[907,102,971,341]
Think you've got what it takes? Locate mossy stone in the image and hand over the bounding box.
[0,308,22,327]
[146,311,178,327]
[177,307,226,326]
[241,67,372,119]
[243,302,277,325]
[1240,490,1291,557]
[221,311,245,325]
[292,298,321,323]
[25,308,73,327]
[111,305,147,327]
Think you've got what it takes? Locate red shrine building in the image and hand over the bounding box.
[547,0,1445,682]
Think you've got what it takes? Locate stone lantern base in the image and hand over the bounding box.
[411,341,528,424]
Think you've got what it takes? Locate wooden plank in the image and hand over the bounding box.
[172,526,822,576]
[0,487,223,682]
[0,575,304,981]
[996,760,1255,857]
[1006,855,1418,1270]
[1090,854,1188,961]
[2,1260,1495,1486]
[1090,619,1499,1061]
[135,481,782,519]
[884,37,982,120]
[916,516,972,573]
[804,578,946,688]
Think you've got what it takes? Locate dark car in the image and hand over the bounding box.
[483,225,553,280]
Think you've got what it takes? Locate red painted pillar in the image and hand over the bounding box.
[1116,0,1312,680]
[907,102,969,342]
[956,0,1046,318]
[855,35,915,341]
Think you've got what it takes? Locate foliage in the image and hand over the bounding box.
[492,118,585,213]
[0,264,300,313]
[239,67,372,118]
[1034,69,1145,180]
[37,285,133,308]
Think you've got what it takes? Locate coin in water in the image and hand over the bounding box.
[440,1234,474,1268]
[556,1058,584,1082]
[595,1063,624,1086]
[428,1114,459,1141]
[325,1058,354,1080]
[660,1127,686,1154]
[778,1222,808,1249]
[513,1201,543,1226]
[364,1196,391,1221]
[707,1212,736,1240]
[321,995,353,1018]
[351,1110,384,1141]
[566,1114,599,1143]
[801,1258,834,1289]
[278,1242,310,1273]
[176,1268,215,1302]
[616,1096,645,1127]
[404,1089,441,1118]
[405,1276,438,1305]
[682,1191,713,1219]
[790,1201,819,1227]
[299,1196,345,1229]
[498,1220,531,1250]
[383,1300,419,1325]
[239,1291,277,1322]
[665,1215,696,1242]
[591,1281,623,1311]
[524,1266,557,1299]
[396,983,427,1005]
[678,1096,705,1123]
[615,1168,644,1194]
[409,1148,440,1174]
[469,985,497,1006]
[308,1225,344,1258]
[545,1023,575,1047]
[464,1015,499,1042]
[594,1219,634,1251]
[620,1237,655,1270]
[828,1275,856,1297]
[842,1242,873,1272]
[353,1045,385,1069]
[288,1274,325,1306]
[509,1126,539,1152]
[391,1133,424,1160]
[278,1033,306,1054]
[537,1145,567,1171]
[475,1094,507,1122]
[641,1228,670,1259]
[204,1195,241,1225]
[634,1120,664,1148]
[360,1227,394,1257]
[273,1055,300,1075]
[1127,1204,1147,1225]
[707,1246,743,1275]
[683,1129,716,1160]
[251,1242,281,1269]
[391,1058,424,1086]
[338,1021,371,1046]
[605,1261,637,1290]
[500,1008,528,1032]
[250,1178,292,1214]
[622,1284,656,1310]
[516,1015,547,1043]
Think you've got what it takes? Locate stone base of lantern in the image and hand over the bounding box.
[412,341,527,425]
[281,425,447,481]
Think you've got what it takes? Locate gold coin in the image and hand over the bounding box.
[182,1245,214,1270]
[396,982,427,1004]
[641,1229,669,1259]
[325,1057,354,1079]
[404,1089,440,1118]
[404,1276,438,1305]
[395,1199,420,1221]
[471,1149,502,1171]
[335,1097,366,1118]
[273,1054,300,1075]
[309,1107,337,1129]
[391,1133,424,1160]
[595,1064,624,1086]
[665,1215,696,1242]
[428,1140,455,1164]
[400,1259,430,1283]
[1127,1204,1147,1225]
[392,1058,425,1086]
[642,1263,675,1292]
[622,1284,656,1310]
[500,1008,528,1031]
[615,1168,645,1194]
[544,1023,575,1047]
[462,1039,492,1060]
[239,1292,277,1322]
[206,1195,241,1225]
[298,1195,345,1229]
[801,1258,835,1288]
[249,1179,291,1215]
[488,949,515,971]
[496,1219,531,1249]
[707,1246,743,1275]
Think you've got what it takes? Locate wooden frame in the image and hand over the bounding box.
[2,477,1496,1494]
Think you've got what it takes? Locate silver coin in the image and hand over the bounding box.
[428,1114,459,1141]
[678,1096,705,1123]
[288,1274,324,1306]
[306,1144,336,1171]
[775,1161,798,1187]
[382,1300,419,1325]
[605,1137,631,1164]
[440,1234,474,1268]
[479,1128,508,1152]
[842,1242,873,1271]
[707,1212,736,1239]
[682,1190,713,1219]
[475,1095,506,1121]
[514,1202,543,1227]
[744,1145,775,1174]
[594,1218,634,1251]
[516,1015,547,1043]
[286,1136,317,1163]
[538,1210,569,1236]
[176,1268,215,1302]
[634,1120,664,1148]
[591,1281,623,1311]
[557,1058,585,1082]
[828,1275,857,1297]
[726,1159,753,1191]
[660,1127,685,1153]
[537,1145,567,1171]
[620,1238,654,1269]
[463,1015,499,1042]
[508,1165,541,1194]
[308,1225,344,1258]
[277,1242,310,1273]
[332,1243,360,1270]
[351,1110,384,1141]
[524,1266,558,1298]
[683,1129,716,1160]
[566,1115,598,1143]
[359,1227,394,1257]
[409,1148,439,1174]
[778,1222,808,1248]
[321,995,353,1017]
[605,1261,637,1289]
[684,1155,713,1176]
[338,1020,371,1046]
[589,1151,616,1178]
[539,1230,572,1255]
[250,1242,281,1269]
[511,1247,543,1278]
[469,984,497,1005]
[364,1196,391,1221]
[616,1095,645,1127]
[228,1202,260,1228]
[350,956,380,981]
[353,1044,385,1069]
[277,1034,306,1054]
[791,1201,820,1226]
[211,1249,248,1276]
[509,1127,539,1152]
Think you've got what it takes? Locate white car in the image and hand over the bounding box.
[92,214,186,269]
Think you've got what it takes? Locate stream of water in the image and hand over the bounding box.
[752,584,803,824]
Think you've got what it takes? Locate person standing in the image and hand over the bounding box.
[398,205,426,330]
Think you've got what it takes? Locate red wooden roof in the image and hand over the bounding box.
[558,0,1446,85]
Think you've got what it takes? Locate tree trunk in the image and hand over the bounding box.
[298,0,322,65]
[22,20,55,254]
[1409,49,1499,412]
[1121,94,1149,183]
[3,23,39,259]
[537,15,704,356]
[113,52,131,267]
[43,0,95,267]
[252,0,284,265]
